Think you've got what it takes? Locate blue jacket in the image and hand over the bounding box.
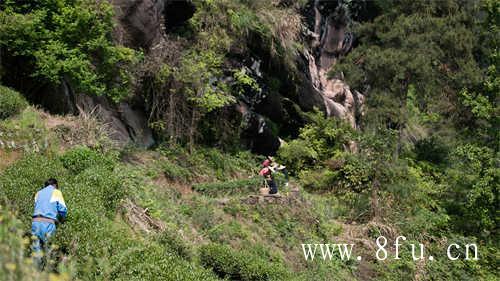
[33,185,67,222]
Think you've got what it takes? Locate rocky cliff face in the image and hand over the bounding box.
[233,0,365,153]
[5,0,363,152]
[301,0,364,128]
[6,0,197,148]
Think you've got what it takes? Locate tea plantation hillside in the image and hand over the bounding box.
[1,0,498,280]
[0,105,498,280]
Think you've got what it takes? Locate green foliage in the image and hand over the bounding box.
[0,0,139,100]
[157,230,192,261]
[0,154,65,220]
[199,243,289,281]
[161,160,192,183]
[157,146,258,181]
[0,107,52,153]
[278,111,355,174]
[0,152,220,281]
[177,50,235,113]
[0,206,75,281]
[60,146,116,174]
[109,243,218,281]
[208,221,250,243]
[444,143,498,236]
[0,0,498,279]
[334,0,483,129]
[460,89,495,119]
[192,177,261,196]
[232,68,261,96]
[0,85,28,119]
[278,139,318,173]
[414,136,449,164]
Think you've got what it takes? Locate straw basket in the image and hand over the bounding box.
[259,187,270,195]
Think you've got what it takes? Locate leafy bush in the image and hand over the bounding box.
[0,206,74,280]
[278,111,355,174]
[0,1,138,100]
[192,177,261,196]
[60,146,116,174]
[161,160,192,182]
[199,243,289,281]
[444,143,498,235]
[0,153,219,280]
[0,85,28,119]
[207,221,249,243]
[109,243,218,281]
[299,154,372,193]
[278,140,318,174]
[299,169,337,192]
[157,230,192,261]
[0,155,65,221]
[414,136,449,164]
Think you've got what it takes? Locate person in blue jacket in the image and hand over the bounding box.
[31,178,67,268]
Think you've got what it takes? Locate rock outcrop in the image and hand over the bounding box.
[112,0,195,49]
[26,0,196,148]
[75,94,155,148]
[301,0,364,128]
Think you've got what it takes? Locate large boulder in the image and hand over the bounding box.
[112,0,164,49]
[75,93,155,148]
[112,0,195,49]
[299,0,363,128]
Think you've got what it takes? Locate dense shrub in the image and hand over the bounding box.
[444,143,498,235]
[0,153,220,280]
[299,169,337,192]
[192,177,261,196]
[161,160,192,182]
[0,155,65,221]
[0,206,74,280]
[0,85,28,119]
[199,243,289,281]
[157,230,192,260]
[0,1,138,100]
[278,111,355,174]
[414,136,449,164]
[60,146,116,174]
[299,154,372,193]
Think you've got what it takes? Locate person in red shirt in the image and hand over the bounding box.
[259,159,278,194]
[267,156,289,187]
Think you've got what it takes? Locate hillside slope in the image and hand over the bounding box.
[0,0,498,280]
[0,105,497,280]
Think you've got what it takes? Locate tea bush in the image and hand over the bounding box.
[60,146,117,174]
[0,152,220,281]
[0,154,65,222]
[199,243,289,281]
[157,230,193,261]
[0,85,28,119]
[110,243,219,281]
[192,177,261,196]
[0,206,74,281]
[161,160,192,182]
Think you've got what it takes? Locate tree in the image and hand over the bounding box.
[0,0,138,101]
[333,0,483,136]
